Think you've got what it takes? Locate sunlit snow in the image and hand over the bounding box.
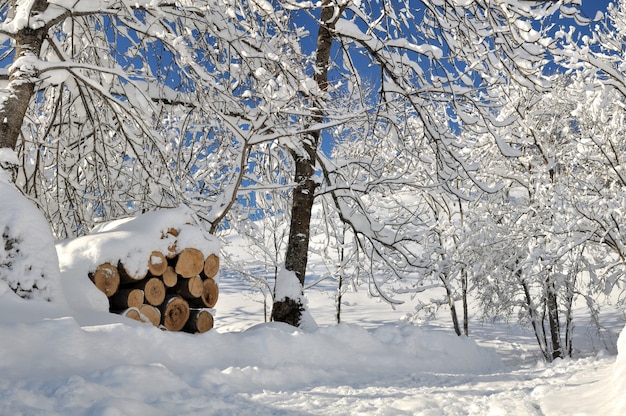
[0,206,624,415]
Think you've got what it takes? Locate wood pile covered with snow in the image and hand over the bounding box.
[56,207,220,333]
[89,228,220,332]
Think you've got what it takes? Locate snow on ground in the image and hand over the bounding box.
[0,273,624,415]
[0,208,625,415]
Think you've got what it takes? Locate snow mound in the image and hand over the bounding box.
[0,317,502,394]
[55,206,220,313]
[610,325,626,414]
[0,179,59,300]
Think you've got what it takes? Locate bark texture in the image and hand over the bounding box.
[273,0,343,326]
[0,0,48,152]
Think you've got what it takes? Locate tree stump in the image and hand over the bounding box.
[175,248,204,277]
[89,263,120,297]
[159,295,190,331]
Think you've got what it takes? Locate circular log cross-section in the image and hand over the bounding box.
[175,248,205,278]
[143,277,166,306]
[184,309,214,334]
[90,263,120,297]
[188,278,219,309]
[160,296,190,331]
[124,308,142,322]
[202,278,219,308]
[203,254,220,279]
[161,266,178,288]
[173,275,203,299]
[148,251,168,276]
[139,304,161,327]
[109,288,144,310]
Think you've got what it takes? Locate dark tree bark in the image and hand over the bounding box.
[272,0,344,326]
[0,0,48,153]
[546,278,563,360]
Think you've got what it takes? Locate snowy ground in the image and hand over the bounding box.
[1,269,625,416]
[0,205,625,415]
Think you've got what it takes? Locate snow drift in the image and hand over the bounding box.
[0,165,59,300]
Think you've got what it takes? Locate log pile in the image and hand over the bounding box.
[88,231,219,333]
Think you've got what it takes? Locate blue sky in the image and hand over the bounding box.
[582,0,612,16]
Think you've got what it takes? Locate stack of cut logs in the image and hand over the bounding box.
[88,230,219,334]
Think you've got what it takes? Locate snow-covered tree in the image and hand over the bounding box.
[454,70,626,360]
[1,0,596,329]
[0,0,304,236]
[269,0,590,326]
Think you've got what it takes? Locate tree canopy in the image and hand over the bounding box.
[1,0,625,355]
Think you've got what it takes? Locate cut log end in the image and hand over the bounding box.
[187,278,219,309]
[203,278,219,308]
[161,266,177,288]
[118,260,147,283]
[109,288,144,310]
[173,275,204,299]
[160,296,190,332]
[143,277,166,306]
[203,254,220,279]
[139,304,161,327]
[90,263,120,297]
[184,309,214,334]
[124,308,142,322]
[148,251,168,276]
[175,248,205,278]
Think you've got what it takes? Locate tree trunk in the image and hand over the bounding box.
[546,278,563,360]
[0,0,48,153]
[272,0,341,326]
[442,275,462,336]
[462,269,469,336]
[521,277,550,361]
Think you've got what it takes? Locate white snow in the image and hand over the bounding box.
[0,177,59,300]
[0,206,624,415]
[55,206,219,313]
[273,268,301,301]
